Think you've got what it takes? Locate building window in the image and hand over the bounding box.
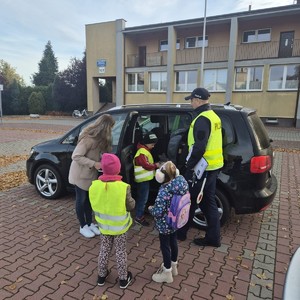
[234,67,263,90]
[242,28,271,43]
[185,36,208,48]
[160,39,180,51]
[204,69,227,91]
[127,73,144,92]
[175,70,197,91]
[269,65,299,90]
[150,72,167,92]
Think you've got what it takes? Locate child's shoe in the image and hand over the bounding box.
[171,261,178,276]
[97,270,109,286]
[135,217,150,226]
[152,265,173,283]
[119,271,133,289]
[89,223,100,235]
[80,225,95,238]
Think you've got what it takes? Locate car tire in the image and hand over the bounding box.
[192,188,231,230]
[34,164,64,199]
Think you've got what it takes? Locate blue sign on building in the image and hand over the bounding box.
[97,59,107,67]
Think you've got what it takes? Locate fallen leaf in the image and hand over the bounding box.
[8,283,17,290]
[16,277,23,283]
[226,295,234,300]
[256,272,267,280]
[266,283,272,290]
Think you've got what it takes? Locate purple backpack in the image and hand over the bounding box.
[166,192,191,230]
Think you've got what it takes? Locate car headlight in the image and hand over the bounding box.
[30,148,36,155]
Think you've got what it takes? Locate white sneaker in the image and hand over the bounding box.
[152,265,173,283]
[171,261,178,276]
[80,225,95,238]
[89,223,100,235]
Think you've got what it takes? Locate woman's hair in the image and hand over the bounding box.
[162,161,177,182]
[78,114,115,152]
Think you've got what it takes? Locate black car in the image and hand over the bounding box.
[26,103,277,228]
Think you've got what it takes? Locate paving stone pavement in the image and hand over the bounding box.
[0,118,300,300]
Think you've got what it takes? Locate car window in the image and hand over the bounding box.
[247,113,270,150]
[136,115,163,134]
[62,130,79,144]
[219,115,235,146]
[61,113,128,149]
[168,114,191,132]
[111,113,127,150]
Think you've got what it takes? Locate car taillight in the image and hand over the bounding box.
[250,155,272,174]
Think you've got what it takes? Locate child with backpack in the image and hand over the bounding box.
[148,161,190,283]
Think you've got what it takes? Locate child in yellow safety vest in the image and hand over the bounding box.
[89,153,135,289]
[133,132,160,226]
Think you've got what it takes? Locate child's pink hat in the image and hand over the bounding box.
[99,153,122,181]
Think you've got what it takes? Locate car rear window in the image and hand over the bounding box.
[247,113,270,150]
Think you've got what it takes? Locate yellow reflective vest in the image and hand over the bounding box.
[89,180,132,235]
[188,110,224,171]
[133,148,155,183]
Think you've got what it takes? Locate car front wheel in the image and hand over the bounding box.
[192,188,231,229]
[34,164,64,199]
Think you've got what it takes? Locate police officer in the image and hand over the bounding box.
[177,87,224,247]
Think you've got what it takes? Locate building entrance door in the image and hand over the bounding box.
[278,31,294,58]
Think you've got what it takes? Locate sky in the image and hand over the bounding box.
[0,0,294,85]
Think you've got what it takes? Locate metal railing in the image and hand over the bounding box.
[126,39,300,67]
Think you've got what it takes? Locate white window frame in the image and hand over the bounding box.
[160,39,180,51]
[269,65,299,90]
[234,66,263,91]
[203,69,227,92]
[127,73,144,92]
[175,70,197,92]
[185,36,208,48]
[149,72,167,92]
[242,28,271,43]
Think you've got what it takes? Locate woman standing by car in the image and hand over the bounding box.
[68,114,115,238]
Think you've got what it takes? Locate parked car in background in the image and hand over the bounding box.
[26,103,277,228]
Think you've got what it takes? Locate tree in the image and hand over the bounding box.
[9,80,21,115]
[32,41,58,86]
[28,92,46,114]
[52,52,87,112]
[0,60,27,115]
[0,59,25,86]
